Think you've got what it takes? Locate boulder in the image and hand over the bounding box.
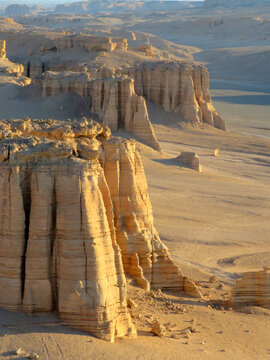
[176,152,202,172]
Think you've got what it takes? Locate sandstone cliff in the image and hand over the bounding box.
[37,34,128,55]
[231,267,270,309]
[42,72,161,151]
[102,138,199,295]
[91,76,161,151]
[0,118,199,341]
[0,40,6,59]
[132,62,226,130]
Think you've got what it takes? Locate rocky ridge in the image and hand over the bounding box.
[0,34,225,147]
[0,117,200,342]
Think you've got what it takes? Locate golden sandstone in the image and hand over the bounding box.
[0,118,200,342]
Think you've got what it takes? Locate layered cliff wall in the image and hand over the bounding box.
[132,62,226,130]
[42,72,161,151]
[231,268,270,309]
[0,118,199,341]
[37,34,128,55]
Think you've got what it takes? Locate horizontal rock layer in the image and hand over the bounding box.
[231,268,270,309]
[42,72,161,151]
[0,118,200,341]
[132,62,226,130]
[37,34,128,55]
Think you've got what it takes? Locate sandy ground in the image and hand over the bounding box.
[0,6,270,359]
[0,81,270,360]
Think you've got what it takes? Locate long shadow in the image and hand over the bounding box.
[152,158,199,171]
[152,158,179,167]
[212,94,270,106]
[210,79,270,93]
[0,309,91,338]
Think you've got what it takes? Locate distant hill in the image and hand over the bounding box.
[204,0,270,8]
[5,3,32,16]
[54,1,202,14]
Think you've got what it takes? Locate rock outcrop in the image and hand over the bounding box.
[91,76,161,151]
[42,72,161,151]
[176,152,202,172]
[0,40,6,59]
[0,41,31,86]
[0,118,199,341]
[5,4,32,16]
[132,62,226,130]
[37,35,128,55]
[231,267,270,309]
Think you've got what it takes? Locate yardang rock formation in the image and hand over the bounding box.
[0,33,225,149]
[0,118,200,342]
[231,267,270,309]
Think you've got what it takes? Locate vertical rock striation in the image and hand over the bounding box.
[102,138,200,295]
[132,62,226,130]
[91,76,161,151]
[42,73,161,151]
[0,118,200,341]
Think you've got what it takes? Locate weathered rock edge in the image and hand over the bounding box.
[0,118,200,342]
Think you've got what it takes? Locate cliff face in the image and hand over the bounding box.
[0,118,199,341]
[102,138,200,296]
[42,72,161,151]
[132,62,226,130]
[37,35,128,55]
[231,268,270,309]
[91,76,161,151]
[40,61,225,132]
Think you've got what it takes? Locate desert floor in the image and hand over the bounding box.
[0,78,270,360]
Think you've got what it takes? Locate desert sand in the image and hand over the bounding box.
[0,0,270,359]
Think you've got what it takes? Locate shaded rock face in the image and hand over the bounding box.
[42,72,161,151]
[231,268,270,309]
[5,4,32,16]
[17,34,225,147]
[91,76,161,151]
[0,118,199,341]
[176,152,202,172]
[132,62,226,130]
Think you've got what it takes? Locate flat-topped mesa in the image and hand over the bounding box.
[0,118,199,341]
[41,72,161,151]
[231,268,270,309]
[38,34,128,55]
[132,62,226,130]
[0,40,6,59]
